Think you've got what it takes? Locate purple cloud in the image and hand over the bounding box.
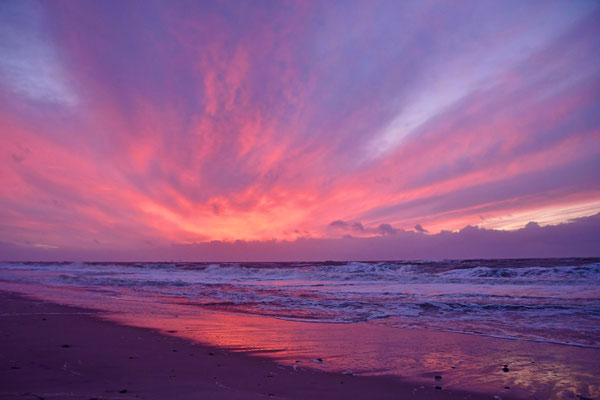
[0,1,598,257]
[2,213,598,262]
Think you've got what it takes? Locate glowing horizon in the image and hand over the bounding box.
[1,0,599,258]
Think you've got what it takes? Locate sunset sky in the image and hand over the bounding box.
[1,0,599,260]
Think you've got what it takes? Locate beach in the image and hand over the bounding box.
[1,260,599,399]
[0,291,515,400]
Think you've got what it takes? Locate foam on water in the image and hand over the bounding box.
[1,259,599,347]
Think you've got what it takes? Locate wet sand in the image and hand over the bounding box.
[0,291,514,400]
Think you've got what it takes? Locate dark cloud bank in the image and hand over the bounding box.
[2,213,599,262]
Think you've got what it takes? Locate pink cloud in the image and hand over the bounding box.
[0,1,598,258]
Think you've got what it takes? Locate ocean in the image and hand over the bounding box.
[1,258,599,348]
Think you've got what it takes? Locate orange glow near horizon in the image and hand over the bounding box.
[0,1,599,258]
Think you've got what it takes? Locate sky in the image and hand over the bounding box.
[0,0,599,261]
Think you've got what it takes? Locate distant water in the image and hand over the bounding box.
[1,258,599,348]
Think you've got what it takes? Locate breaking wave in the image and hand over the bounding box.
[1,258,599,347]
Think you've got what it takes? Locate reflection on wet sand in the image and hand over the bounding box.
[2,282,598,400]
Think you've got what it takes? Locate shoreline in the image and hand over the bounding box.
[0,290,515,400]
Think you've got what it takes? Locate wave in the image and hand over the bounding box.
[438,263,600,280]
[2,259,599,348]
[4,259,600,283]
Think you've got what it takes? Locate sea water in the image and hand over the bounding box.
[1,258,599,348]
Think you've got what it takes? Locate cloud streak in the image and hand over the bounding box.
[0,0,598,259]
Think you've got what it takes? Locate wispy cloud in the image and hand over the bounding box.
[0,1,77,107]
[0,0,598,259]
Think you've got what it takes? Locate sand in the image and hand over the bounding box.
[0,290,518,400]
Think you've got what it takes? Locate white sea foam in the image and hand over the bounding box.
[1,259,599,347]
